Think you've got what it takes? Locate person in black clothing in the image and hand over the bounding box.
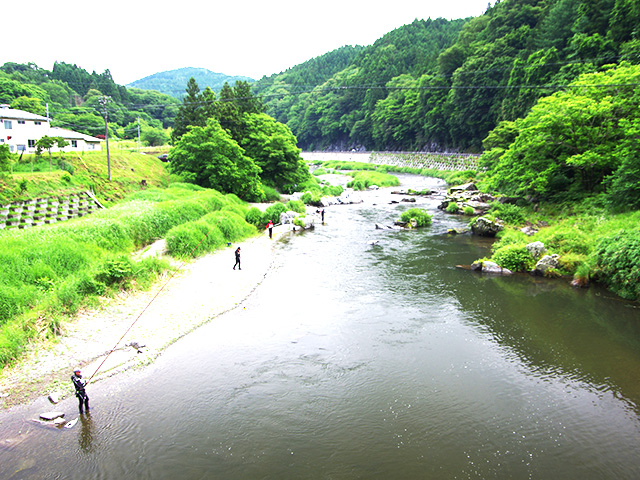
[72,368,90,414]
[233,247,241,270]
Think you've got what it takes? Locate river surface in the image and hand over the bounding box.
[2,175,640,479]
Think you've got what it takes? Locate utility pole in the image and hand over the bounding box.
[99,96,112,181]
[137,117,141,151]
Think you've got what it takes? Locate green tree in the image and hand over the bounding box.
[169,118,263,201]
[10,96,46,115]
[171,77,205,143]
[482,63,640,200]
[0,144,13,172]
[240,113,310,192]
[142,126,170,147]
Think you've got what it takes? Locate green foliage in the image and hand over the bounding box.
[488,202,526,224]
[347,171,400,190]
[446,202,460,214]
[482,64,640,201]
[240,113,310,192]
[262,202,288,224]
[245,207,264,228]
[286,199,306,214]
[463,206,475,216]
[594,229,640,300]
[169,118,263,201]
[399,208,432,227]
[0,144,13,172]
[492,244,535,272]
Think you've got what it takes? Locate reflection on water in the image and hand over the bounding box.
[1,175,639,479]
[77,413,95,454]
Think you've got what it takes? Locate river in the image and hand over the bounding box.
[1,175,640,479]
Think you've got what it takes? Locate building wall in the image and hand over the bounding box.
[0,107,101,154]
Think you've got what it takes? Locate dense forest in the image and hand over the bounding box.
[0,61,180,145]
[253,0,640,152]
[127,67,254,99]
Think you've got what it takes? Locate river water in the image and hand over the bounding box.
[2,175,640,479]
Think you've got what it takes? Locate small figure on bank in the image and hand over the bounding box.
[267,220,274,239]
[321,209,325,222]
[71,368,90,414]
[233,247,241,270]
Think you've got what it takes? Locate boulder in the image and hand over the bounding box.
[48,392,60,404]
[526,241,546,258]
[479,261,513,275]
[40,411,65,421]
[520,226,538,236]
[471,216,504,237]
[449,182,478,193]
[532,254,560,276]
[280,211,299,224]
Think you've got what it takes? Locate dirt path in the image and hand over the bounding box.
[0,225,292,410]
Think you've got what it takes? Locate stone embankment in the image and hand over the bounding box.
[0,191,103,230]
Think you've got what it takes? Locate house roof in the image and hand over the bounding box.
[50,127,102,143]
[0,105,49,122]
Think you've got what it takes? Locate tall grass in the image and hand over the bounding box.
[0,184,259,369]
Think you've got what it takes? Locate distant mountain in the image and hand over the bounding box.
[128,67,254,99]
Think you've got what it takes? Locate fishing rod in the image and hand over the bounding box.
[85,231,212,385]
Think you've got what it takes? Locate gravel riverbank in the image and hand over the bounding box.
[0,226,289,411]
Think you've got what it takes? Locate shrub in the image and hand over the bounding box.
[399,208,432,227]
[593,229,640,300]
[463,206,475,216]
[446,202,460,214]
[245,207,263,227]
[492,244,534,272]
[262,202,287,224]
[61,172,72,183]
[286,199,306,214]
[488,202,526,225]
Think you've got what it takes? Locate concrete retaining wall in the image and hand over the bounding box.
[302,151,481,171]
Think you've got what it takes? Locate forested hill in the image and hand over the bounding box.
[128,67,254,99]
[253,0,640,152]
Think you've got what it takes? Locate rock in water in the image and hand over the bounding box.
[48,392,60,404]
[40,411,65,421]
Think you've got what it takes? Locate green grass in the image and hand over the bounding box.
[0,183,260,370]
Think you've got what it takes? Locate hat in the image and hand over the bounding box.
[73,367,81,373]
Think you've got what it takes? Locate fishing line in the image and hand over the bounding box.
[85,230,212,384]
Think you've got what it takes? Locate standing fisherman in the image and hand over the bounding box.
[266,220,274,239]
[72,368,90,414]
[233,247,241,270]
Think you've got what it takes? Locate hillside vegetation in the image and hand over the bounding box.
[254,0,639,152]
[127,67,254,99]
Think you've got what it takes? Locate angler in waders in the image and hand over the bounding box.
[72,368,90,414]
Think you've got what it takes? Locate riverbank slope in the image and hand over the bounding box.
[0,226,287,410]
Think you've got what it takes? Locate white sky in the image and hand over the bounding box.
[4,1,491,85]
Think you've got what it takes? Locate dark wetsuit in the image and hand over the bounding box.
[233,248,241,270]
[72,373,90,413]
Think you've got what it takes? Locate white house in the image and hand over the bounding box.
[0,104,101,154]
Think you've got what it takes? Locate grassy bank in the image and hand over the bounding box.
[0,183,262,369]
[0,149,171,206]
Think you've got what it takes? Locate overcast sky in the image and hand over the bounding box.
[4,1,492,85]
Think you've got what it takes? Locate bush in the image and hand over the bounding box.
[492,244,534,272]
[399,208,432,227]
[245,207,263,228]
[262,202,287,224]
[446,202,460,214]
[488,202,526,225]
[593,229,640,300]
[463,206,475,216]
[286,200,306,214]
